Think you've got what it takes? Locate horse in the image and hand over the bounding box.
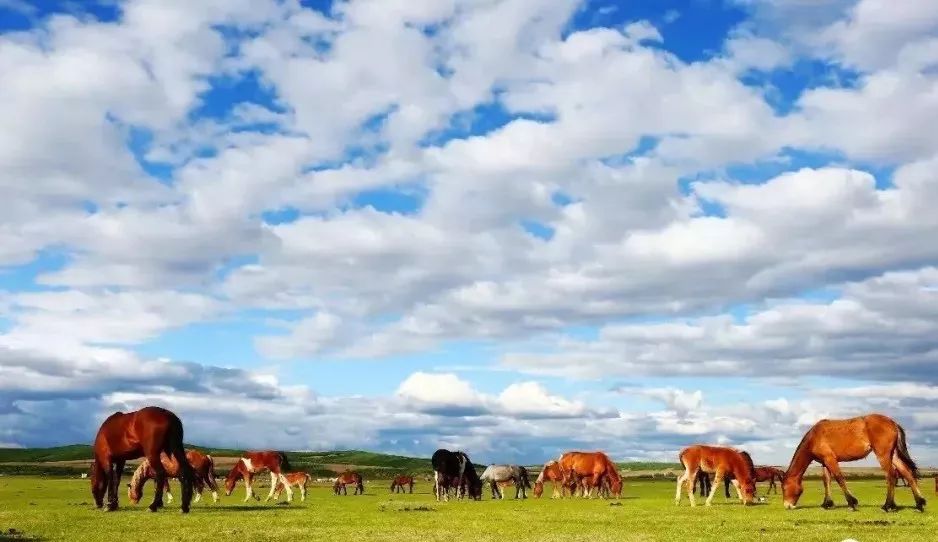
[479,465,531,499]
[224,451,294,503]
[782,414,926,512]
[675,445,755,507]
[557,451,623,499]
[754,466,785,494]
[272,472,311,502]
[390,475,415,494]
[333,470,364,495]
[431,449,482,501]
[91,406,194,513]
[127,449,218,505]
[533,460,576,498]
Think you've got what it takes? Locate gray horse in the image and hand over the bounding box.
[479,465,531,499]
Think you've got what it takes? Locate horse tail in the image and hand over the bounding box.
[279,452,293,473]
[521,466,531,488]
[166,415,194,510]
[896,423,920,479]
[204,454,219,492]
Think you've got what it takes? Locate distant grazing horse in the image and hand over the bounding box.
[390,475,415,493]
[557,451,623,499]
[431,449,482,501]
[224,451,294,502]
[675,445,755,507]
[273,472,311,502]
[91,406,193,513]
[480,465,531,499]
[128,449,218,505]
[754,466,785,494]
[533,460,576,498]
[782,414,926,512]
[333,470,364,495]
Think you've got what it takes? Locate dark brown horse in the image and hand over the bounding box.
[333,470,364,495]
[224,451,294,502]
[127,449,218,505]
[675,445,755,506]
[390,475,414,493]
[782,414,926,512]
[91,406,193,512]
[754,466,785,494]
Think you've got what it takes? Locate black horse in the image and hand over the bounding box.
[431,449,482,501]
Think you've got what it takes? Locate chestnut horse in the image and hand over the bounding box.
[557,451,623,499]
[91,406,193,513]
[675,445,755,506]
[272,472,311,502]
[390,475,414,493]
[128,449,218,505]
[224,451,294,502]
[333,470,364,495]
[533,460,576,498]
[782,414,926,512]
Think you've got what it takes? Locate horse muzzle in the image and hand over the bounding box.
[784,501,797,510]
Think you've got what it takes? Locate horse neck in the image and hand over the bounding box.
[226,462,244,484]
[129,463,150,496]
[785,435,813,481]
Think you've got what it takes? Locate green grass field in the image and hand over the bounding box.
[0,477,933,541]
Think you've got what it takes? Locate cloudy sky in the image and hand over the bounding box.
[1,0,937,466]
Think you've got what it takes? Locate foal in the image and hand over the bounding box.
[675,445,755,507]
[272,472,311,502]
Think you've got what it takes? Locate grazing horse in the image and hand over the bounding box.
[128,449,218,505]
[782,414,926,512]
[91,406,193,513]
[333,470,365,495]
[480,465,531,499]
[533,460,576,498]
[675,445,755,507]
[390,475,415,494]
[224,451,294,503]
[557,451,623,499]
[754,466,785,495]
[431,449,482,501]
[272,472,311,502]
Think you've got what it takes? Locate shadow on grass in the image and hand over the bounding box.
[0,528,44,541]
[200,505,308,512]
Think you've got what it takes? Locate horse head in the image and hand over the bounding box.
[224,463,243,496]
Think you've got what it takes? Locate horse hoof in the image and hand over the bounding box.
[915,497,926,512]
[821,499,835,509]
[181,507,190,514]
[148,505,159,513]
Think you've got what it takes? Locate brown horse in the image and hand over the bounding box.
[782,414,926,512]
[128,449,218,505]
[91,406,193,513]
[557,451,623,499]
[675,445,755,506]
[533,460,576,498]
[390,475,414,493]
[272,472,311,502]
[754,466,785,494]
[224,451,294,502]
[333,470,364,495]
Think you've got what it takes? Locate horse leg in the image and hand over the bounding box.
[705,470,724,507]
[675,468,690,506]
[822,458,858,510]
[282,473,294,502]
[105,460,123,511]
[892,455,926,512]
[819,467,834,509]
[244,472,255,502]
[877,452,899,512]
[164,479,174,503]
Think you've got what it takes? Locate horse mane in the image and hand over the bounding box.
[739,450,755,476]
[128,461,149,500]
[785,428,814,475]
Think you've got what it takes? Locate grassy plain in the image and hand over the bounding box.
[0,476,934,542]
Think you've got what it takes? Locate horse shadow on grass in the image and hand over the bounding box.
[0,528,45,541]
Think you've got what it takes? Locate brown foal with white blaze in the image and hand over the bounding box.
[782,414,926,512]
[675,445,756,507]
[272,472,311,502]
[224,451,294,503]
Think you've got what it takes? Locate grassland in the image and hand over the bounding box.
[0,475,934,542]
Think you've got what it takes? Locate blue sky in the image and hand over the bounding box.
[1,0,938,466]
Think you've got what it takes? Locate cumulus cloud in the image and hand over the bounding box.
[2,0,938,464]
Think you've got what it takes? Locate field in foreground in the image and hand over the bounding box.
[0,477,934,542]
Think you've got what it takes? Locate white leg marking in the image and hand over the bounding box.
[211,490,219,503]
[266,471,278,501]
[281,474,293,502]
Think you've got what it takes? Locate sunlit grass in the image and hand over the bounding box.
[0,477,933,541]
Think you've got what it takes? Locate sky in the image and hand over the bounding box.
[1,0,937,467]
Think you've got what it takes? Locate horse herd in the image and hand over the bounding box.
[91,407,931,515]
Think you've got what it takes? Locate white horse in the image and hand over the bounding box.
[480,465,531,499]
